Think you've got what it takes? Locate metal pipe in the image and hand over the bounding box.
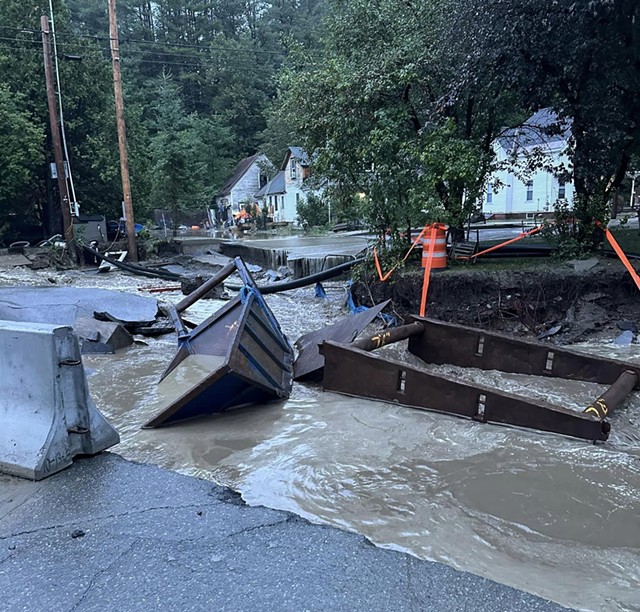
[352,322,424,351]
[175,261,237,313]
[583,370,638,421]
[225,257,366,294]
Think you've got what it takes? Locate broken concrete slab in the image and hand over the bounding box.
[0,287,159,327]
[0,253,31,267]
[74,316,134,354]
[191,252,234,269]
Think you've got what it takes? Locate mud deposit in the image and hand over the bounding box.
[357,259,640,345]
[2,263,640,611]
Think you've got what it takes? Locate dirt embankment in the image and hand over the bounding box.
[352,259,640,344]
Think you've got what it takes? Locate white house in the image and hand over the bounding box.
[257,147,313,224]
[215,153,271,221]
[483,109,574,219]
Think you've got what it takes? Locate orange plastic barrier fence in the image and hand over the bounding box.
[373,225,430,282]
[604,227,640,291]
[419,225,438,316]
[469,225,543,260]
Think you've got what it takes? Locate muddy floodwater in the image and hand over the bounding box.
[3,266,639,611]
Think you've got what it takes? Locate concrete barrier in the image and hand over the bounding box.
[0,320,120,480]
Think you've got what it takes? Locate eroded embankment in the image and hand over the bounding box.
[353,259,640,344]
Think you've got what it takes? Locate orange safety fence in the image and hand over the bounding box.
[603,227,640,291]
[373,225,430,282]
[419,225,438,317]
[467,224,543,260]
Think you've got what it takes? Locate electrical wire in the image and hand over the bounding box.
[0,44,281,72]
[0,26,289,57]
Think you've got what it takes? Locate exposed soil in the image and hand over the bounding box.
[352,258,640,344]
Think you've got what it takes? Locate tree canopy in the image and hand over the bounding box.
[0,0,327,244]
[1,0,638,251]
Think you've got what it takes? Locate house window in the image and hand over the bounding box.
[486,183,492,204]
[526,180,533,201]
[558,179,566,199]
[290,159,297,180]
[274,196,278,212]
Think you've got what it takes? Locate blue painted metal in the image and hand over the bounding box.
[144,257,293,428]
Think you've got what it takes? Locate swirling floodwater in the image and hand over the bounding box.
[4,266,638,611]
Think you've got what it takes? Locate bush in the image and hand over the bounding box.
[297,193,329,227]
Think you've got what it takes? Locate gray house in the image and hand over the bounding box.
[215,153,271,221]
[255,147,315,224]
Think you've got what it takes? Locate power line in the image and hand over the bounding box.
[0,25,289,57]
[0,47,278,72]
[0,38,285,68]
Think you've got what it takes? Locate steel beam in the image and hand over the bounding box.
[408,317,640,387]
[320,341,611,441]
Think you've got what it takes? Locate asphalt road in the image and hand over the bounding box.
[0,453,569,612]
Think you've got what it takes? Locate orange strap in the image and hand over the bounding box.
[419,225,437,316]
[469,225,543,260]
[604,228,640,291]
[373,225,429,282]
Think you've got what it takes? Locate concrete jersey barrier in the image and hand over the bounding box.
[0,320,120,480]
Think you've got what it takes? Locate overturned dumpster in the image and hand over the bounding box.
[144,257,294,428]
[0,321,119,480]
[319,317,640,442]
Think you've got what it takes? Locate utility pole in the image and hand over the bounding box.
[108,0,138,261]
[41,16,75,251]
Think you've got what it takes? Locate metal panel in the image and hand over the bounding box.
[320,341,610,441]
[408,317,640,387]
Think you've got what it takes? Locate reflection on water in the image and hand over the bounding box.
[78,284,640,612]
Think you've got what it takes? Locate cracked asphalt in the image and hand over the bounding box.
[0,453,569,611]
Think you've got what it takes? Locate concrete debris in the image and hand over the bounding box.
[0,253,31,267]
[565,258,599,273]
[294,300,391,381]
[74,316,134,354]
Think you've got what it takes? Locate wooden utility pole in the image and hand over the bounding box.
[108,0,138,261]
[41,16,75,248]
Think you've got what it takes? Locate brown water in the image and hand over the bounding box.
[4,266,640,611]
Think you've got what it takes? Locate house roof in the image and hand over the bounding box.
[217,153,263,198]
[254,182,268,199]
[281,146,310,170]
[497,108,571,152]
[266,171,286,195]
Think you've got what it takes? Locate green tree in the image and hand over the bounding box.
[461,0,640,249]
[272,0,512,238]
[0,85,44,242]
[149,74,232,233]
